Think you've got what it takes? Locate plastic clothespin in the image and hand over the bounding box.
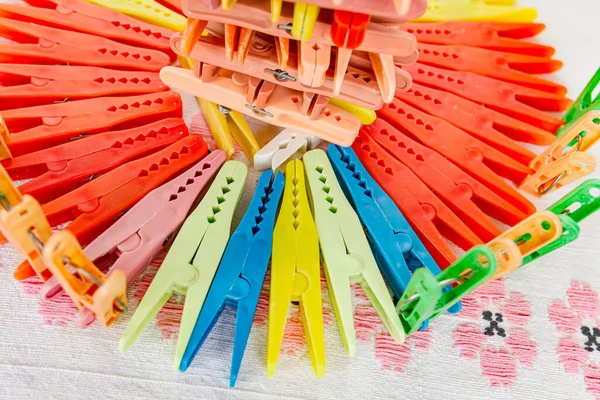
[328,98,377,125]
[397,83,557,149]
[254,128,321,172]
[402,63,570,132]
[2,92,183,156]
[291,2,320,41]
[363,119,528,236]
[487,211,562,281]
[416,0,537,23]
[353,131,482,268]
[0,116,10,161]
[378,98,536,215]
[284,0,422,22]
[0,64,167,110]
[303,149,406,353]
[327,144,461,328]
[520,111,599,197]
[159,68,361,146]
[119,160,247,371]
[84,0,187,31]
[396,245,497,335]
[415,43,566,95]
[41,151,226,328]
[180,170,285,385]
[405,22,554,58]
[2,0,174,55]
[557,67,600,137]
[2,118,188,204]
[267,159,325,377]
[0,17,170,71]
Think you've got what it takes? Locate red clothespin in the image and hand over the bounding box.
[2,118,188,204]
[363,118,528,232]
[395,83,555,158]
[405,22,554,57]
[2,92,183,156]
[7,135,208,281]
[377,98,536,215]
[0,64,167,109]
[402,62,570,132]
[353,130,482,268]
[0,17,170,71]
[414,43,566,95]
[2,0,174,56]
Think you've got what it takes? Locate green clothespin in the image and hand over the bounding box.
[118,161,247,370]
[303,149,406,355]
[557,67,600,138]
[395,268,442,336]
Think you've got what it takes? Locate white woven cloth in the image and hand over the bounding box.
[2,0,600,399]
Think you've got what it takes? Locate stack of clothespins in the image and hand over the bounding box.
[0,0,599,390]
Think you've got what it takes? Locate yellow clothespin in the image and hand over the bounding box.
[292,3,320,41]
[267,159,325,378]
[328,98,377,125]
[0,116,12,160]
[487,211,562,281]
[303,149,405,355]
[417,0,537,23]
[271,0,283,22]
[84,0,187,31]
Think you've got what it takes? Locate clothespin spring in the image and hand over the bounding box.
[537,134,584,196]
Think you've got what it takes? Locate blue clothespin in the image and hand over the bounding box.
[179,170,285,386]
[327,144,461,329]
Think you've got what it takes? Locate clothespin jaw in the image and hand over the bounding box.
[84,0,187,31]
[254,128,321,172]
[43,230,127,327]
[303,149,406,355]
[267,159,325,378]
[417,0,538,23]
[119,161,247,371]
[559,67,600,134]
[395,267,442,335]
[488,211,562,281]
[0,116,11,161]
[548,179,600,224]
[180,170,285,386]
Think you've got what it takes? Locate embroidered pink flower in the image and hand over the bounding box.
[453,279,537,387]
[548,281,600,399]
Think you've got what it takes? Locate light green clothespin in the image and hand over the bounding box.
[118,161,247,370]
[303,149,405,355]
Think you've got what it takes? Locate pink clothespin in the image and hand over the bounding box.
[41,150,226,328]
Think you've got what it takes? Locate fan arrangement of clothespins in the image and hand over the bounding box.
[0,0,600,388]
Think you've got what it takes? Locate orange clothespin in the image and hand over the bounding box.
[1,0,174,56]
[520,111,599,197]
[160,66,361,146]
[377,98,536,215]
[1,92,183,156]
[0,116,10,161]
[0,64,167,109]
[0,17,171,71]
[415,43,566,95]
[405,22,554,58]
[402,62,570,132]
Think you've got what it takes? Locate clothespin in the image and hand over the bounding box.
[2,92,183,156]
[119,160,247,371]
[487,211,562,281]
[291,2,319,41]
[377,98,536,215]
[396,245,497,334]
[402,63,570,132]
[405,22,554,58]
[415,43,566,95]
[267,159,325,377]
[0,18,171,71]
[283,0,419,21]
[254,128,321,172]
[353,131,482,268]
[522,179,600,265]
[397,83,557,149]
[520,111,599,197]
[328,98,376,125]
[41,151,226,328]
[363,119,528,238]
[2,118,188,204]
[557,67,600,137]
[172,34,386,109]
[1,0,174,55]
[159,67,361,146]
[416,0,537,23]
[327,144,461,328]
[0,116,10,161]
[84,0,187,31]
[303,149,406,353]
[0,64,167,109]
[180,170,285,385]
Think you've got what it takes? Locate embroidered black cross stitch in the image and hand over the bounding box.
[483,311,506,337]
[581,326,600,352]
